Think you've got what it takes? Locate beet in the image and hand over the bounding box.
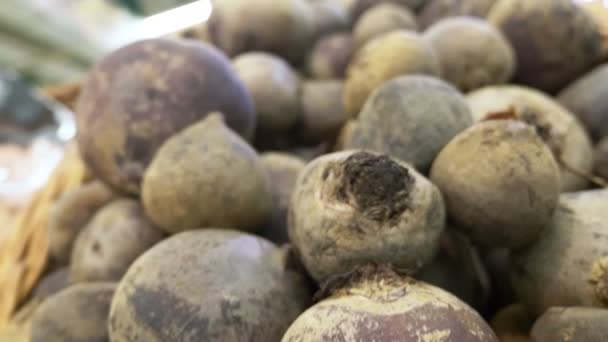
[76,38,255,194]
[282,266,498,341]
[488,0,606,93]
[289,150,445,282]
[109,229,311,341]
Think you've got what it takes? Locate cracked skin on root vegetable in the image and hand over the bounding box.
[76,38,255,195]
[142,113,273,234]
[282,265,498,342]
[288,150,445,283]
[430,120,560,249]
[510,189,608,316]
[109,229,311,342]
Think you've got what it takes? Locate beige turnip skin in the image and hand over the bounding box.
[282,266,498,342]
[353,3,417,49]
[343,30,440,116]
[423,17,515,92]
[289,150,445,283]
[487,0,606,94]
[142,114,273,234]
[430,120,561,249]
[531,307,608,342]
[466,85,594,192]
[510,189,608,316]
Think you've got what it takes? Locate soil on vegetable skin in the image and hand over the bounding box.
[334,152,414,222]
[316,264,415,302]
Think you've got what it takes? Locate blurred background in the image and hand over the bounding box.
[0,0,212,219]
[0,0,212,86]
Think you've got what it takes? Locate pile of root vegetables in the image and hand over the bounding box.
[26,0,608,341]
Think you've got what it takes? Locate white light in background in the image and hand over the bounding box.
[104,0,213,50]
[133,0,212,40]
[574,0,608,5]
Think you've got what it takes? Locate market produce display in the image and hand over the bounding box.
[5,0,608,341]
